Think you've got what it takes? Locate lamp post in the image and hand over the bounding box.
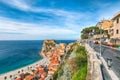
[92,29,95,48]
[89,30,95,48]
[99,22,102,56]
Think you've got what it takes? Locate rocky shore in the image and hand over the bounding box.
[0,40,73,80]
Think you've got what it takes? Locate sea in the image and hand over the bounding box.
[0,40,75,74]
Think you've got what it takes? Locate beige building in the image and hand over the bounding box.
[96,22,102,28]
[112,12,120,39]
[96,12,120,44]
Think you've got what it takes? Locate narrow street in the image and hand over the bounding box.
[89,42,120,79]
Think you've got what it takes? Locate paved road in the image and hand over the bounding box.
[101,64,112,80]
[89,42,120,79]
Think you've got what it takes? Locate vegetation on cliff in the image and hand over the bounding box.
[53,43,87,80]
[71,45,87,80]
[53,42,76,80]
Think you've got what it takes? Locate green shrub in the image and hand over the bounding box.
[113,44,119,48]
[53,71,58,80]
[69,56,87,73]
[75,45,85,53]
[72,63,87,80]
[75,45,86,59]
[71,45,87,80]
[53,45,87,80]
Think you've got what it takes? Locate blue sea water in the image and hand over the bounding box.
[0,40,75,74]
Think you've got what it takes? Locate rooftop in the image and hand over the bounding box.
[112,11,120,20]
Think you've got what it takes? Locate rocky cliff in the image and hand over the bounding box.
[42,40,56,53]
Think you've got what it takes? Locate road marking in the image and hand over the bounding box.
[88,43,120,80]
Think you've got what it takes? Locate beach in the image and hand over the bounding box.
[0,57,49,79]
[0,40,75,80]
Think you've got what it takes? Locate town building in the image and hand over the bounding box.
[95,20,113,43]
[112,12,120,39]
[96,22,102,28]
[95,12,120,45]
[96,20,113,37]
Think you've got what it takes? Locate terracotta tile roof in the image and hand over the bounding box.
[15,77,22,80]
[24,75,34,80]
[39,78,45,80]
[48,69,55,74]
[41,72,47,78]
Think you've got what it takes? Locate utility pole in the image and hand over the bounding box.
[92,29,95,48]
[100,22,102,56]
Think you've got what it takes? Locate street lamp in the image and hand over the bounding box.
[99,22,102,56]
[89,29,95,48]
[92,29,95,48]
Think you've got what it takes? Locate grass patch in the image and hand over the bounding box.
[71,45,87,80]
[72,63,87,80]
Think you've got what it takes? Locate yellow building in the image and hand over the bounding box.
[101,20,113,29]
[101,20,113,34]
[96,20,113,37]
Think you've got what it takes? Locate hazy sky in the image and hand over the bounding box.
[0,0,120,40]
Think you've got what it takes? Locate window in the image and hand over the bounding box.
[117,18,119,23]
[116,29,119,34]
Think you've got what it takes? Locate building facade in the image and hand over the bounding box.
[101,20,113,36]
[96,20,113,38]
[112,12,120,39]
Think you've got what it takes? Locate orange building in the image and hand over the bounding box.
[96,20,113,37]
[101,20,113,34]
[101,20,113,29]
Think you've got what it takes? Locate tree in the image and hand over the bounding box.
[81,26,104,39]
[81,34,88,39]
[107,34,110,39]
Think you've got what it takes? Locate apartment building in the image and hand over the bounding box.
[112,12,120,39]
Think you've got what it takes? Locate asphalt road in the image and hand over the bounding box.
[101,64,112,80]
[89,42,120,79]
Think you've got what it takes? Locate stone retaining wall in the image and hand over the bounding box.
[85,44,103,80]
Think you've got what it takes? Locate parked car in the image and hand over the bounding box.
[108,44,113,47]
[95,41,99,44]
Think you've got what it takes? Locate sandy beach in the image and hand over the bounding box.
[0,57,49,79]
[0,40,69,80]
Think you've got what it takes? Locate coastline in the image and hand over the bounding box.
[0,56,49,79]
[0,40,75,80]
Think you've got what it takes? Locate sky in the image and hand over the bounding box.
[0,0,120,40]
